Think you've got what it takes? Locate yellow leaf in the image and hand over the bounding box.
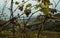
[44,2,49,8]
[40,8,50,15]
[42,0,50,8]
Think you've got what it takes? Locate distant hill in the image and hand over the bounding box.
[0,13,60,32]
[54,13,60,17]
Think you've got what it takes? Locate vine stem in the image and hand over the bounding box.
[37,16,48,38]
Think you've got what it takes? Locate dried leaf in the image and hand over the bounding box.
[15,1,19,5]
[24,9,31,17]
[26,3,32,8]
[18,6,23,11]
[49,8,57,13]
[34,4,42,9]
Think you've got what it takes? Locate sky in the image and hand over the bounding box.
[0,0,60,20]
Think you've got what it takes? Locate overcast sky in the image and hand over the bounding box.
[0,0,60,20]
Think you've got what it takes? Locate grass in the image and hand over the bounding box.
[0,30,60,38]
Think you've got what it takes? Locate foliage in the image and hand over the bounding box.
[0,0,60,38]
[24,9,31,17]
[18,5,24,11]
[15,1,19,5]
[34,4,43,9]
[26,3,32,9]
[40,8,50,15]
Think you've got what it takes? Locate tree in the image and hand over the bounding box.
[0,0,60,38]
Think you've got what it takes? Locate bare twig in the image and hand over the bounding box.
[2,0,7,17]
[53,0,56,5]
[55,0,60,8]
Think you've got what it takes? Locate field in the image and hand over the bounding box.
[0,30,60,38]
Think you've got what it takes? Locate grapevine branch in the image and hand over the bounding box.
[13,0,29,12]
